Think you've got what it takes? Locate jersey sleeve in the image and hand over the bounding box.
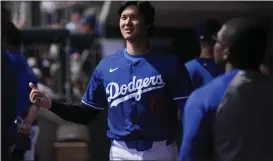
[172,60,194,100]
[170,60,194,113]
[81,65,107,110]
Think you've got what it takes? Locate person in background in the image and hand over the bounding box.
[2,17,39,161]
[78,14,97,33]
[2,8,19,160]
[66,4,84,33]
[185,19,225,89]
[179,18,271,161]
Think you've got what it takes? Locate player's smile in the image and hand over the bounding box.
[124,28,134,33]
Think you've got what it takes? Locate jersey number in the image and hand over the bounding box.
[149,95,164,115]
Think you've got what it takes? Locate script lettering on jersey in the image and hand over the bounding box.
[106,75,165,107]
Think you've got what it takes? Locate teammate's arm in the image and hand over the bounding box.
[178,91,210,161]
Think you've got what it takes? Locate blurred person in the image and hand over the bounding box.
[78,14,97,33]
[29,1,193,160]
[179,18,272,161]
[2,18,39,161]
[185,19,225,89]
[2,14,19,160]
[66,4,84,33]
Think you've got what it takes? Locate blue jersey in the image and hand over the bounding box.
[82,48,193,141]
[178,69,239,161]
[1,50,18,153]
[185,58,224,89]
[8,51,38,121]
[7,50,38,150]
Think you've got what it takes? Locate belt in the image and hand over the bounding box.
[122,139,174,151]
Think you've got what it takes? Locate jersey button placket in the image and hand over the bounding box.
[131,65,135,106]
[131,65,135,76]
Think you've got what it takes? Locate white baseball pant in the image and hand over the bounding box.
[109,140,178,160]
[24,125,39,160]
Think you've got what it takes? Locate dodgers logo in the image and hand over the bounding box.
[106,75,165,108]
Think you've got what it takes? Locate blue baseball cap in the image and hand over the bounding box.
[196,19,221,42]
[80,15,96,26]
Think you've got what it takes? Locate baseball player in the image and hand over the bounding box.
[2,17,39,161]
[185,19,225,89]
[178,18,271,161]
[29,1,193,160]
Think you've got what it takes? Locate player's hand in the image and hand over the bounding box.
[29,82,52,109]
[19,124,31,136]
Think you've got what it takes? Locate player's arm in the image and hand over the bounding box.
[30,65,106,125]
[178,91,211,161]
[50,66,106,124]
[171,60,194,115]
[24,70,39,125]
[49,101,101,125]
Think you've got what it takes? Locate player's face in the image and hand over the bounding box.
[119,5,148,41]
[213,25,229,64]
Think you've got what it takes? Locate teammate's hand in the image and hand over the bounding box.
[29,82,52,109]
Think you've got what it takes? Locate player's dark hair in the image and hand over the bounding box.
[118,1,155,28]
[222,18,267,70]
[2,20,22,48]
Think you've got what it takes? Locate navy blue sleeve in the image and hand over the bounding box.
[171,61,194,113]
[81,65,107,110]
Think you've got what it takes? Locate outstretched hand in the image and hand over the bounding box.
[29,82,52,109]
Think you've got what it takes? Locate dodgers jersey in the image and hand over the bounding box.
[185,58,225,89]
[82,48,193,141]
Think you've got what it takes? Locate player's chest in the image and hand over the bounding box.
[102,62,171,98]
[103,61,171,85]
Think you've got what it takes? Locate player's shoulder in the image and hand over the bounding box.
[96,49,124,69]
[151,49,179,63]
[185,58,198,72]
[191,70,239,105]
[185,58,197,65]
[201,70,238,93]
[99,49,124,64]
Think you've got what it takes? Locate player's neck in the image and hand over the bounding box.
[225,63,234,73]
[126,40,151,55]
[199,48,213,59]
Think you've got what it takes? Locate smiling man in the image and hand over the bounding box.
[29,1,193,160]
